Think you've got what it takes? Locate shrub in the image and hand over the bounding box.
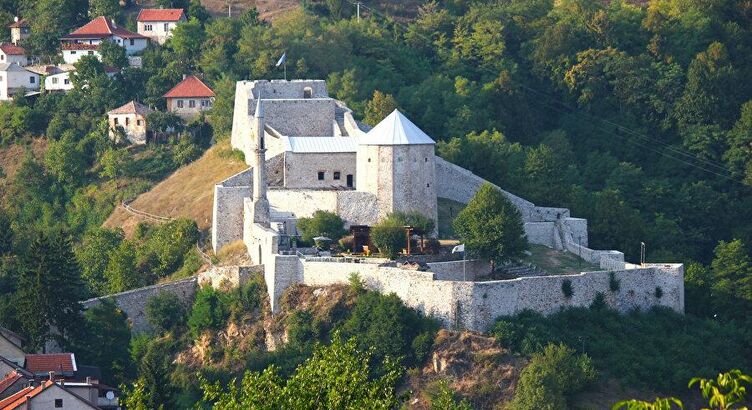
[609,272,621,292]
[370,220,405,259]
[429,380,472,410]
[339,235,355,252]
[286,310,320,348]
[348,272,366,295]
[188,287,229,338]
[511,343,597,410]
[655,286,663,298]
[296,210,347,244]
[145,292,186,334]
[590,292,607,310]
[384,211,435,236]
[561,279,573,298]
[341,291,438,368]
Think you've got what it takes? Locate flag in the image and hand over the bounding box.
[451,244,465,254]
[276,52,287,67]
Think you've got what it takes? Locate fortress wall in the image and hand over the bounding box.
[337,191,379,226]
[212,168,253,252]
[198,265,262,290]
[283,152,356,189]
[263,99,335,137]
[524,222,557,248]
[271,259,684,332]
[267,189,339,218]
[343,111,365,136]
[248,79,329,99]
[434,157,536,220]
[231,82,254,156]
[81,278,197,334]
[427,259,491,281]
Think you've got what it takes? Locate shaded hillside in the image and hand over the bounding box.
[104,141,247,237]
[0,138,47,199]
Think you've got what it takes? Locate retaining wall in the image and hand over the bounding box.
[81,278,198,334]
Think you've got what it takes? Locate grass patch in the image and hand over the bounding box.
[523,244,599,275]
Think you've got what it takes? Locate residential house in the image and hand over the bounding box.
[0,380,100,410]
[0,43,29,66]
[107,100,154,144]
[0,370,30,400]
[137,8,186,44]
[60,16,148,64]
[0,63,38,101]
[35,65,119,93]
[24,353,77,381]
[8,18,29,46]
[163,75,214,119]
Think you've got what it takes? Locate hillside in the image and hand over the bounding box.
[103,141,247,237]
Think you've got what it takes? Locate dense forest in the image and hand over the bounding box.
[0,0,750,408]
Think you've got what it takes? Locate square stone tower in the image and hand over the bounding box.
[356,110,438,230]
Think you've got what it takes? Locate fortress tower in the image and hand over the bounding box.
[356,110,438,228]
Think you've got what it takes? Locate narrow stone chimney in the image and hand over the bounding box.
[13,16,18,23]
[48,371,54,381]
[85,376,92,385]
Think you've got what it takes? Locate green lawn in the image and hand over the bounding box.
[522,244,600,275]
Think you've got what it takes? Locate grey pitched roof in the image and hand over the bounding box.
[283,136,358,153]
[359,109,435,146]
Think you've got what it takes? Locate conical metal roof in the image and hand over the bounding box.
[359,109,435,146]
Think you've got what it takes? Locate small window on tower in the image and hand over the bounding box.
[427,183,430,187]
[55,399,63,408]
[333,172,341,180]
[425,157,428,162]
[317,171,325,180]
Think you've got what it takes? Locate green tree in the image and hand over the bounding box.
[511,343,597,410]
[145,292,186,334]
[76,228,124,296]
[296,210,347,244]
[99,40,128,69]
[430,380,472,410]
[156,0,188,8]
[169,17,205,65]
[99,148,133,178]
[126,338,174,409]
[453,183,527,270]
[77,300,133,384]
[105,240,143,293]
[17,232,85,350]
[364,91,398,126]
[0,211,13,256]
[708,239,752,321]
[44,132,86,185]
[188,286,228,338]
[201,333,403,409]
[71,55,107,89]
[88,0,120,19]
[369,219,405,260]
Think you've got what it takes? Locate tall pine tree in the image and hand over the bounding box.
[18,232,85,351]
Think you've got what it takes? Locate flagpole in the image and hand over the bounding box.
[284,60,287,81]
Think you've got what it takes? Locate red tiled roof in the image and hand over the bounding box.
[24,353,76,374]
[8,19,28,29]
[63,16,147,40]
[0,371,22,394]
[163,75,215,98]
[108,100,154,115]
[0,380,99,410]
[137,8,186,22]
[61,43,99,51]
[0,43,25,56]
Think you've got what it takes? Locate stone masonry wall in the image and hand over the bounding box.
[81,278,197,334]
[524,222,557,248]
[427,259,492,281]
[267,189,339,219]
[263,99,335,137]
[284,152,356,189]
[212,168,253,253]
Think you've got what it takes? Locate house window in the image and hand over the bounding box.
[114,117,119,125]
[130,39,135,46]
[55,399,63,408]
[64,78,70,85]
[201,100,207,107]
[0,75,4,81]
[125,117,130,126]
[0,55,4,61]
[52,77,58,84]
[144,24,152,31]
[88,51,94,55]
[317,171,325,180]
[70,51,76,55]
[137,119,142,126]
[29,76,34,84]
[189,100,195,108]
[164,23,169,31]
[333,171,341,180]
[177,100,184,108]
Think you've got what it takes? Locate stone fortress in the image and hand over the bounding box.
[211,79,684,332]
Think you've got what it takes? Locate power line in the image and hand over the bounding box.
[342,0,748,186]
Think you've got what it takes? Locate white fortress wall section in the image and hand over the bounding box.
[262,99,335,137]
[212,168,253,252]
[267,189,339,218]
[231,82,254,157]
[283,152,356,189]
[523,222,558,248]
[336,191,379,227]
[265,257,684,331]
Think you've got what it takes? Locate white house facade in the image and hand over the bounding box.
[60,16,148,64]
[136,9,186,45]
[0,63,39,101]
[0,43,29,66]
